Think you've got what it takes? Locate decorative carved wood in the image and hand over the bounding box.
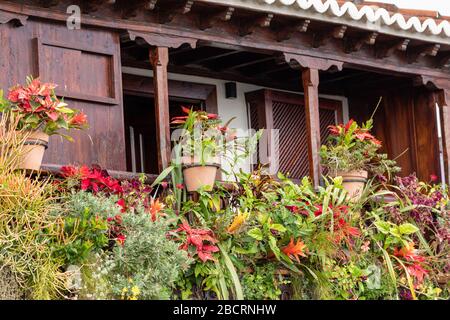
[149,47,171,171]
[438,54,450,69]
[39,0,59,8]
[239,13,274,37]
[127,30,197,49]
[408,44,441,64]
[302,68,321,187]
[376,38,410,59]
[145,0,158,10]
[198,6,234,31]
[79,0,116,14]
[0,10,28,26]
[276,19,310,42]
[158,0,194,24]
[437,89,450,184]
[312,25,347,48]
[284,53,343,72]
[345,32,378,53]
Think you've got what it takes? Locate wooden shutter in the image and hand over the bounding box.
[246,89,343,180]
[0,19,126,170]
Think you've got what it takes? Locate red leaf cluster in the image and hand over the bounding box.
[174,220,219,262]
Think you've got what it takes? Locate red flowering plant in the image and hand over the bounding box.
[2,76,88,139]
[171,106,238,166]
[320,118,399,177]
[171,219,219,263]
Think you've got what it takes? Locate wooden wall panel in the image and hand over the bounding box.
[0,18,126,170]
[348,87,440,181]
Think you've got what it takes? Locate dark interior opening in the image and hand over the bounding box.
[123,94,202,174]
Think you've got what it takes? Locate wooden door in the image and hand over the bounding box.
[0,18,126,170]
[246,89,343,180]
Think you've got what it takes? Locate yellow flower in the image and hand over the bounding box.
[131,285,141,297]
[227,211,247,234]
[121,287,128,294]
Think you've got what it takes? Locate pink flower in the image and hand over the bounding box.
[361,241,370,253]
[430,174,438,183]
[176,183,184,190]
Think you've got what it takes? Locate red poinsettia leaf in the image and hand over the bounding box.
[202,245,219,253]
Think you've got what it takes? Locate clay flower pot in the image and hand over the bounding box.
[336,170,368,201]
[19,130,49,171]
[182,156,220,192]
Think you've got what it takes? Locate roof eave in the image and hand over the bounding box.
[197,0,450,45]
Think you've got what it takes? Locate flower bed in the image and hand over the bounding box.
[0,80,449,300]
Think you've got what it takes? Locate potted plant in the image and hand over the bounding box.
[320,119,399,200]
[0,76,88,170]
[170,107,235,192]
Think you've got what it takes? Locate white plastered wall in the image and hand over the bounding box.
[122,66,349,178]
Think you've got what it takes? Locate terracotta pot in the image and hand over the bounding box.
[19,131,49,171]
[336,170,368,201]
[182,156,219,192]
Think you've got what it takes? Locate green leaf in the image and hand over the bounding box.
[218,244,244,300]
[268,235,280,260]
[399,223,419,235]
[151,165,174,187]
[247,228,263,241]
[269,223,286,233]
[374,220,391,234]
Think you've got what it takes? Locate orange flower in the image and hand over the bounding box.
[148,198,165,222]
[282,237,307,263]
[227,211,246,234]
[69,112,88,126]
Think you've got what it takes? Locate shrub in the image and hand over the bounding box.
[79,213,191,300]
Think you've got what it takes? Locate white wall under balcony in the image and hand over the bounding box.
[122,66,349,179]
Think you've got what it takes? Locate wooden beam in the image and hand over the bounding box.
[312,25,347,48]
[127,30,197,49]
[198,6,235,31]
[158,0,194,24]
[345,32,378,53]
[408,43,441,64]
[302,68,321,187]
[239,13,274,37]
[149,47,171,171]
[436,89,450,184]
[0,10,28,26]
[375,38,410,59]
[276,19,310,42]
[284,53,343,71]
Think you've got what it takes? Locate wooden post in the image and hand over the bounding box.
[302,67,321,187]
[438,89,450,185]
[149,46,171,171]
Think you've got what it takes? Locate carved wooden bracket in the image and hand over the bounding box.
[283,53,343,72]
[0,10,28,26]
[375,38,410,59]
[414,75,450,91]
[127,30,197,49]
